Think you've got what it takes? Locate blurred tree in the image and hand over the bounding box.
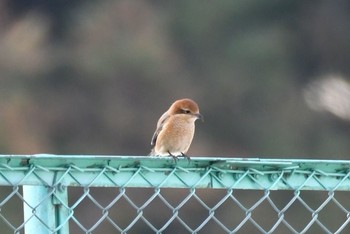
[0,0,350,157]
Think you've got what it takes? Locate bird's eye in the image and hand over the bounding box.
[183,109,191,114]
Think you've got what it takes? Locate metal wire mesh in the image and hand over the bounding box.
[1,155,350,234]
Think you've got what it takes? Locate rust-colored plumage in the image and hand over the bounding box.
[149,98,203,159]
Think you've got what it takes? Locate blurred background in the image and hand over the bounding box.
[1,0,350,158]
[1,0,350,233]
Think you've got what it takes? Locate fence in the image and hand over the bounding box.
[0,155,350,234]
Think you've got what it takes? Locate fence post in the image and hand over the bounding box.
[23,185,55,233]
[23,185,69,234]
[53,184,70,234]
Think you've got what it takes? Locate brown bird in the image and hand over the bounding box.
[149,98,203,160]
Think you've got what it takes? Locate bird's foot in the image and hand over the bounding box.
[168,151,178,163]
[181,152,191,162]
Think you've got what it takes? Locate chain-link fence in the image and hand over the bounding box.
[1,155,350,234]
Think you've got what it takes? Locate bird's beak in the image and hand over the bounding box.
[195,113,204,122]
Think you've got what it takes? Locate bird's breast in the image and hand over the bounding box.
[155,116,195,155]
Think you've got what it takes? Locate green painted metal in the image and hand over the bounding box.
[23,185,56,233]
[0,154,350,191]
[1,155,350,233]
[53,185,70,234]
[22,182,70,233]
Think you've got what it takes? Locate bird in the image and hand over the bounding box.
[149,98,203,160]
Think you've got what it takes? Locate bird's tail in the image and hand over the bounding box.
[148,148,155,156]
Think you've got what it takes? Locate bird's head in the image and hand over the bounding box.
[169,98,204,121]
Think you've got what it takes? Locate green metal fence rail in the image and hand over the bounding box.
[1,155,350,233]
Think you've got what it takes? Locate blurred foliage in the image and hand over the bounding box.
[1,0,349,158]
[1,1,350,232]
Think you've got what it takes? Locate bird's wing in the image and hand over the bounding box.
[151,111,169,147]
